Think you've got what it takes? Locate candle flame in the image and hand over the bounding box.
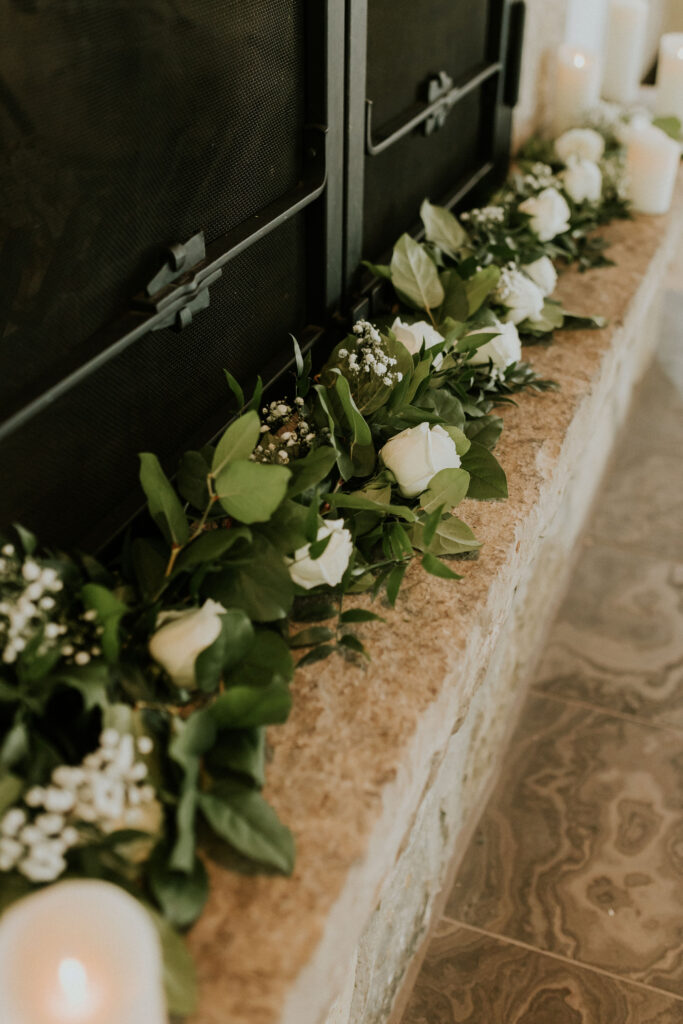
[572,53,586,69]
[58,958,90,1012]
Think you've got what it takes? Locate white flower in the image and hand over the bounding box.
[380,422,461,499]
[1,808,26,837]
[149,598,226,689]
[494,266,544,325]
[519,187,571,242]
[555,127,605,164]
[562,158,602,204]
[288,519,353,590]
[523,256,557,296]
[467,320,522,372]
[391,318,445,368]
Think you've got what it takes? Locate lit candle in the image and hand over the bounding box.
[656,33,683,122]
[0,880,167,1024]
[602,0,648,103]
[554,46,602,135]
[626,123,680,214]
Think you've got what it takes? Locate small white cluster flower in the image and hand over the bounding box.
[342,321,403,387]
[0,547,67,666]
[251,398,321,466]
[0,731,158,883]
[460,205,505,226]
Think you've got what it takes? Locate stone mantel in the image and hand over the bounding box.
[187,176,683,1024]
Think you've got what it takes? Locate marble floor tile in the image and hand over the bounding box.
[445,696,683,997]
[534,544,683,727]
[402,922,683,1024]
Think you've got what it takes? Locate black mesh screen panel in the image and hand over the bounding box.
[0,218,308,549]
[0,0,306,418]
[363,0,496,258]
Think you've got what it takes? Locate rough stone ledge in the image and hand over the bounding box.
[187,175,683,1024]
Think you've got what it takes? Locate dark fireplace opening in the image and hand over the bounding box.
[0,0,523,550]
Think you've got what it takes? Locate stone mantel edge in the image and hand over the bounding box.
[187,176,683,1024]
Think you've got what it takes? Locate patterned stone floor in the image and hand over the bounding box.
[401,291,683,1024]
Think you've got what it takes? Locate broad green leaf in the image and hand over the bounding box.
[204,543,294,622]
[464,266,501,316]
[464,415,503,450]
[206,727,266,786]
[0,772,23,816]
[49,664,110,713]
[148,849,209,929]
[332,374,376,476]
[421,552,462,580]
[286,447,338,497]
[147,908,198,1016]
[215,460,290,523]
[437,268,469,323]
[209,683,292,729]
[139,453,189,547]
[131,537,167,601]
[211,411,261,475]
[256,500,309,555]
[176,450,211,510]
[390,233,444,312]
[461,441,508,500]
[175,527,252,572]
[411,516,481,556]
[168,712,216,872]
[81,583,127,663]
[236,630,293,688]
[652,115,682,140]
[420,468,471,513]
[420,199,468,257]
[194,609,255,692]
[329,493,417,522]
[456,331,499,353]
[198,782,295,873]
[522,298,565,334]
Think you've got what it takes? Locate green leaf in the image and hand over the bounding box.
[236,629,293,688]
[421,552,462,580]
[147,908,198,1016]
[390,233,445,312]
[461,442,508,500]
[422,504,444,547]
[131,537,167,601]
[175,527,252,572]
[286,446,338,497]
[168,712,216,872]
[437,268,469,323]
[206,727,266,786]
[81,583,127,663]
[411,515,481,556]
[223,370,245,408]
[339,608,384,624]
[198,782,295,873]
[361,259,392,280]
[442,425,471,456]
[338,633,368,657]
[177,450,211,510]
[211,411,261,475]
[332,374,376,476]
[209,683,292,729]
[12,523,37,555]
[522,298,565,334]
[138,453,189,547]
[560,310,607,331]
[290,626,334,648]
[420,199,468,257]
[49,664,110,713]
[255,500,309,555]
[0,772,23,816]
[420,468,471,513]
[329,492,417,522]
[296,644,336,666]
[214,460,290,523]
[464,266,501,316]
[464,415,503,450]
[385,561,408,606]
[204,542,294,622]
[652,115,682,140]
[149,849,209,929]
[194,609,255,693]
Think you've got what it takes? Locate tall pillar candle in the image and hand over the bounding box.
[602,0,648,103]
[656,33,683,122]
[554,46,602,134]
[626,123,680,214]
[0,880,167,1024]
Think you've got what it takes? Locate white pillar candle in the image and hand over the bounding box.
[554,46,602,134]
[626,123,680,214]
[656,33,683,122]
[602,0,648,103]
[0,880,167,1024]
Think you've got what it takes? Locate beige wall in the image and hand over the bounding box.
[666,0,683,31]
[512,0,569,148]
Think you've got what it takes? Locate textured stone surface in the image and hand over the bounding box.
[187,184,683,1024]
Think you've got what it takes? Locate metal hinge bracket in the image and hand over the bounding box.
[132,231,222,331]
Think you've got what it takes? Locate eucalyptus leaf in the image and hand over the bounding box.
[177,450,211,510]
[139,453,189,548]
[236,630,294,688]
[215,460,290,523]
[464,415,503,450]
[175,527,252,572]
[211,411,261,475]
[420,199,468,257]
[286,446,338,498]
[420,468,471,513]
[204,543,295,622]
[194,609,255,692]
[461,441,508,499]
[390,233,445,312]
[464,266,501,316]
[436,268,469,323]
[209,683,292,729]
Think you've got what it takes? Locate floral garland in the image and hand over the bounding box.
[0,119,636,1010]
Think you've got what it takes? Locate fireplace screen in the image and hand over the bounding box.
[0,0,522,548]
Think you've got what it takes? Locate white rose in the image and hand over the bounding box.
[494,266,544,325]
[149,598,226,688]
[522,256,557,296]
[555,127,605,164]
[467,320,522,372]
[562,158,602,204]
[391,317,445,369]
[288,519,353,590]
[380,422,461,499]
[519,187,571,242]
